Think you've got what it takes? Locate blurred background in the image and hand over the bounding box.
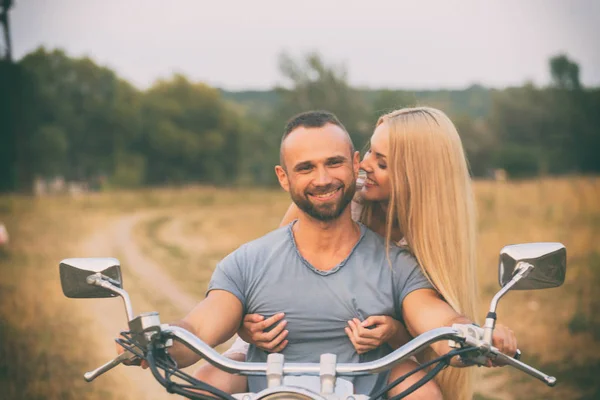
[0,1,598,399]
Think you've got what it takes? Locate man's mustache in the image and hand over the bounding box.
[306,184,343,196]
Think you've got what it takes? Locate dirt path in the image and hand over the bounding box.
[110,213,200,311]
[156,214,207,257]
[77,212,206,399]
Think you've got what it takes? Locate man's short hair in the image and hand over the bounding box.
[280,110,354,168]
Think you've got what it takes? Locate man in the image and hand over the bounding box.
[128,111,516,397]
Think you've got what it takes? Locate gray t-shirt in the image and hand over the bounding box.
[207,222,433,395]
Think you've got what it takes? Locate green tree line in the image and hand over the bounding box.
[1,48,598,192]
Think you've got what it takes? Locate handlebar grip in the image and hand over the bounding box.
[84,351,138,382]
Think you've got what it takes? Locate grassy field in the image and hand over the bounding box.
[1,178,598,399]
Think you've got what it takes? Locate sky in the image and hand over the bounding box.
[9,0,600,90]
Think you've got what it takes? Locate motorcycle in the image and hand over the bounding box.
[59,242,566,399]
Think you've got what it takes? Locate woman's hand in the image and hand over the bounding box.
[489,323,518,367]
[345,316,409,354]
[238,313,289,353]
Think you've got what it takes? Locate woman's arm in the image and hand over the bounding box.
[345,315,412,354]
[280,203,301,227]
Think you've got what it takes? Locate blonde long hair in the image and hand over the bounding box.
[361,107,478,400]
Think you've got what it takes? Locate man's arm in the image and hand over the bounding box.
[167,290,243,368]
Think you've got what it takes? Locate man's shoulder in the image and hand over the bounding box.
[230,224,291,259]
[359,225,410,253]
[359,226,418,267]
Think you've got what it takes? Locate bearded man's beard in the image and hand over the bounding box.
[290,179,356,222]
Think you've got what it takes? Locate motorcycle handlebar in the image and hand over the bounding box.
[160,324,556,386]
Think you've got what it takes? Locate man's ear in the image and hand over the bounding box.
[275,165,290,192]
[353,151,360,176]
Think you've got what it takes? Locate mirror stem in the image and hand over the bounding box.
[483,262,534,344]
[87,273,135,322]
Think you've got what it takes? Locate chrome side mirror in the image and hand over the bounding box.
[499,243,566,290]
[483,242,566,345]
[59,257,134,321]
[59,257,123,298]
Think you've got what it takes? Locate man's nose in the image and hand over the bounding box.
[315,166,333,185]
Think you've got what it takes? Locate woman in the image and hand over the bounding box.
[195,107,484,399]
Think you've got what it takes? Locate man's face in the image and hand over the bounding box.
[276,124,359,222]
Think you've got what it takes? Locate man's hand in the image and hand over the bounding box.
[238,313,289,353]
[115,337,147,368]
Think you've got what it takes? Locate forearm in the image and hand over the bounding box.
[165,320,204,368]
[386,322,413,350]
[166,291,243,368]
[430,314,472,365]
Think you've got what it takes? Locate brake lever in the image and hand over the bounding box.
[83,350,140,382]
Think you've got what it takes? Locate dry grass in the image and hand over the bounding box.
[473,177,600,399]
[0,196,129,399]
[132,191,290,295]
[1,178,598,399]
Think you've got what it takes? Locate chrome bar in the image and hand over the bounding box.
[335,327,460,374]
[87,274,134,322]
[163,326,269,375]
[483,262,534,344]
[162,326,461,376]
[489,262,533,313]
[162,324,556,387]
[110,286,134,322]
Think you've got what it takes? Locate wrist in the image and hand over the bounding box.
[386,320,406,349]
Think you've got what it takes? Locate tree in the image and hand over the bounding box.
[548,55,600,174]
[452,115,495,177]
[550,54,581,90]
[19,48,143,181]
[486,54,600,177]
[487,84,555,177]
[139,74,243,185]
[276,52,371,147]
[369,89,415,121]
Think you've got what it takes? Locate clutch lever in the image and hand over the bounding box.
[84,349,140,382]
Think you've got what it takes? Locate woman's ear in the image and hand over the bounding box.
[274,165,290,192]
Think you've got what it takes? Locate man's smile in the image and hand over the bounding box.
[308,187,342,202]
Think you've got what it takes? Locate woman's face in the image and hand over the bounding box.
[359,123,391,202]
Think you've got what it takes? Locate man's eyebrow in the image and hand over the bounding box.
[326,155,348,163]
[292,155,348,171]
[293,161,313,171]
